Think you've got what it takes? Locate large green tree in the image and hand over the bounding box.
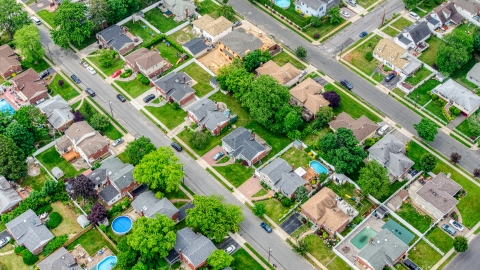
[403,0,420,10]
[51,0,94,48]
[133,147,184,195]
[89,113,110,131]
[124,136,156,165]
[358,161,390,198]
[419,153,437,173]
[216,66,254,99]
[436,31,474,75]
[13,105,47,141]
[0,134,27,180]
[218,2,234,20]
[0,0,30,40]
[474,26,480,52]
[13,25,44,65]
[186,195,243,242]
[4,121,35,156]
[313,106,334,129]
[107,0,138,23]
[0,110,13,134]
[242,49,271,72]
[87,0,110,28]
[327,6,342,24]
[453,236,468,252]
[207,250,234,270]
[414,118,438,142]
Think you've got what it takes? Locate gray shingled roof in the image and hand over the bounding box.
[434,79,480,112]
[357,229,408,270]
[260,158,305,196]
[455,0,480,15]
[218,28,263,58]
[397,35,412,46]
[99,185,120,203]
[154,72,195,103]
[183,38,208,55]
[188,99,229,132]
[298,0,327,10]
[416,172,461,215]
[37,95,73,130]
[467,63,480,87]
[37,247,81,270]
[99,157,134,190]
[0,175,22,213]
[131,190,178,218]
[174,228,217,268]
[403,21,431,44]
[427,16,440,26]
[97,25,134,51]
[86,168,107,187]
[368,134,414,177]
[6,209,54,253]
[222,127,266,161]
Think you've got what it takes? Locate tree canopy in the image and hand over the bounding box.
[107,0,138,23]
[322,91,341,108]
[0,0,31,40]
[295,46,307,59]
[89,113,110,131]
[419,153,437,173]
[403,0,420,10]
[52,0,94,48]
[207,250,234,270]
[414,118,438,142]
[328,6,342,24]
[87,0,110,28]
[216,66,254,99]
[13,105,48,141]
[87,202,107,225]
[313,106,334,129]
[0,134,27,180]
[358,161,390,198]
[190,131,210,150]
[453,236,468,252]
[124,136,156,165]
[13,24,45,65]
[242,49,271,72]
[4,121,35,156]
[69,174,98,202]
[436,30,474,75]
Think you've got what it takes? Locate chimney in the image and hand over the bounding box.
[185,8,188,19]
[369,237,373,244]
[183,75,186,83]
[252,132,255,140]
[179,249,183,259]
[291,164,295,171]
[260,62,263,67]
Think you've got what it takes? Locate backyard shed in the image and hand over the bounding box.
[51,167,64,179]
[76,215,90,228]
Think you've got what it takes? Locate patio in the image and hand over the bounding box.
[0,86,27,110]
[71,244,114,269]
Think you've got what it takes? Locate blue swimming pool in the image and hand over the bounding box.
[309,160,328,175]
[111,216,132,235]
[97,255,117,270]
[275,0,290,9]
[0,99,15,115]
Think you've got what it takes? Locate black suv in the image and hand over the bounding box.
[71,74,81,84]
[385,73,396,82]
[85,88,95,97]
[143,94,155,103]
[171,142,182,152]
[403,259,420,270]
[117,94,126,102]
[38,70,49,79]
[340,79,353,90]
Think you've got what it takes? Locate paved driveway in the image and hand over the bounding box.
[0,230,12,240]
[238,176,263,200]
[133,87,158,106]
[28,0,50,12]
[217,236,240,254]
[177,202,194,221]
[280,213,303,235]
[313,76,328,87]
[201,146,226,166]
[380,74,402,90]
[340,7,357,19]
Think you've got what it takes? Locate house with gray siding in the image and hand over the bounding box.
[154,72,196,106]
[466,63,480,87]
[174,228,217,270]
[132,190,178,220]
[258,158,306,198]
[0,175,22,214]
[368,134,414,179]
[37,95,74,132]
[394,21,431,50]
[221,127,267,166]
[37,247,82,270]
[432,79,480,117]
[97,157,137,206]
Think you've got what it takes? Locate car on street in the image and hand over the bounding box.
[143,94,155,103]
[340,79,353,90]
[340,10,350,18]
[0,237,11,248]
[171,142,183,152]
[385,73,396,82]
[112,138,124,147]
[111,70,122,78]
[213,152,225,161]
[71,74,81,84]
[87,66,96,75]
[449,220,464,231]
[442,224,457,235]
[31,16,41,25]
[403,259,420,270]
[261,222,272,233]
[359,31,368,38]
[117,94,126,102]
[85,88,96,97]
[347,0,356,6]
[409,12,420,20]
[225,245,236,255]
[38,70,49,79]
[233,21,242,27]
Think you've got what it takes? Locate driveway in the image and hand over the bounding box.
[380,73,402,90]
[0,230,12,240]
[238,176,263,200]
[313,76,328,87]
[177,202,194,221]
[437,217,469,237]
[133,87,158,106]
[280,213,303,235]
[110,133,135,156]
[201,146,227,166]
[340,7,357,19]
[217,236,240,254]
[28,0,50,12]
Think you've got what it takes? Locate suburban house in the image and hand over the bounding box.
[0,44,22,79]
[431,79,480,117]
[6,209,54,255]
[182,38,208,58]
[368,134,415,179]
[96,157,137,206]
[37,247,82,270]
[387,189,409,211]
[37,95,74,132]
[466,63,480,87]
[125,48,168,78]
[154,72,196,105]
[393,21,431,50]
[192,15,232,43]
[329,112,378,143]
[424,2,463,31]
[0,175,22,214]
[84,168,107,190]
[412,172,462,219]
[294,0,340,18]
[10,68,48,106]
[187,99,230,135]
[258,158,306,198]
[56,121,109,165]
[217,28,264,61]
[255,60,303,87]
[356,228,409,270]
[221,127,267,166]
[163,0,196,21]
[372,39,422,77]
[173,227,217,270]
[96,25,137,55]
[301,187,358,236]
[131,190,179,220]
[454,0,480,26]
[289,77,330,121]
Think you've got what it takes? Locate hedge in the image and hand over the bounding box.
[107,197,131,219]
[14,246,25,254]
[46,212,63,229]
[22,249,39,265]
[35,205,53,215]
[42,235,68,256]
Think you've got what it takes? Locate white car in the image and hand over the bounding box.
[225,245,236,254]
[112,138,124,147]
[409,12,420,20]
[449,220,464,231]
[341,10,350,18]
[87,66,96,75]
[0,237,11,248]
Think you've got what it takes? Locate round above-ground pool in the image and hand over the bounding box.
[309,160,329,175]
[111,216,132,235]
[275,0,290,9]
[97,255,117,270]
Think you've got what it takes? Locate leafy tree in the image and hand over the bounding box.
[58,80,64,87]
[243,49,271,72]
[252,202,266,217]
[207,250,234,270]
[328,6,342,24]
[107,0,128,23]
[0,0,31,40]
[287,129,302,140]
[87,0,110,28]
[468,112,480,137]
[322,91,341,108]
[124,136,156,165]
[87,202,107,225]
[69,174,98,203]
[73,110,85,122]
[295,46,307,59]
[126,214,176,260]
[190,131,210,150]
[474,26,480,52]
[414,118,438,142]
[216,66,254,99]
[474,168,480,178]
[13,105,48,141]
[13,25,44,65]
[4,121,35,156]
[89,113,110,131]
[186,195,243,242]
[403,0,420,10]
[313,106,335,129]
[0,134,26,180]
[115,238,138,269]
[358,161,390,198]
[310,16,321,27]
[450,152,461,164]
[292,239,309,255]
[294,186,308,201]
[0,110,12,134]
[99,49,115,68]
[51,0,94,48]
[419,153,437,173]
[133,147,184,193]
[453,236,468,252]
[284,110,303,133]
[218,4,234,20]
[436,30,474,75]
[131,262,148,270]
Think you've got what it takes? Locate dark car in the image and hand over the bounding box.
[71,74,81,84]
[85,88,95,97]
[385,73,396,82]
[403,259,420,270]
[143,94,155,103]
[359,31,368,38]
[340,79,353,90]
[117,94,126,102]
[38,70,49,79]
[171,142,183,152]
[261,222,272,233]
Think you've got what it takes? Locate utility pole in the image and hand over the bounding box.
[268,248,272,264]
[109,101,113,117]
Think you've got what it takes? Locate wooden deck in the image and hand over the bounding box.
[71,244,114,269]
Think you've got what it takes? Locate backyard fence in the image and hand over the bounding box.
[62,225,94,247]
[403,95,448,125]
[97,226,120,253]
[255,142,294,172]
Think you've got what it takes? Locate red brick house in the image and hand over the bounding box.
[187,99,230,135]
[153,72,196,105]
[171,228,217,270]
[0,44,22,79]
[10,68,48,105]
[96,25,136,55]
[125,48,169,78]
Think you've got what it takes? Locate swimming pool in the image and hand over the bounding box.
[309,161,328,175]
[0,99,15,115]
[275,0,290,9]
[97,255,117,270]
[111,216,132,235]
[350,227,378,250]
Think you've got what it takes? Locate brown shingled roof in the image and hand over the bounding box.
[0,44,21,75]
[289,78,329,114]
[329,112,377,142]
[65,121,109,157]
[11,68,47,100]
[135,50,164,70]
[255,60,302,85]
[374,39,411,70]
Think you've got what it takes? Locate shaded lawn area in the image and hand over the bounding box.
[155,42,185,71]
[144,8,182,33]
[36,10,56,27]
[325,83,382,122]
[230,248,264,270]
[73,32,99,51]
[417,1,439,15]
[214,163,255,187]
[124,21,157,45]
[418,36,443,66]
[280,148,312,168]
[209,92,252,126]
[164,187,189,200]
[0,252,29,270]
[145,104,187,129]
[181,62,213,97]
[197,0,220,15]
[106,223,125,245]
[408,240,442,270]
[391,17,412,30]
[67,228,116,255]
[48,74,80,101]
[20,57,50,73]
[88,54,125,77]
[177,127,233,156]
[424,101,448,123]
[305,18,346,40]
[396,203,432,233]
[344,35,382,76]
[50,201,82,237]
[382,26,400,37]
[36,146,79,178]
[404,66,433,86]
[79,101,123,140]
[411,7,427,18]
[244,120,292,160]
[455,117,480,139]
[116,79,151,98]
[426,226,454,253]
[407,141,480,228]
[328,256,353,270]
[19,166,50,191]
[406,79,441,106]
[304,234,336,264]
[272,51,306,70]
[259,198,290,222]
[451,55,480,91]
[376,180,405,202]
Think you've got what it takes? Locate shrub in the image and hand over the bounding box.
[107,197,131,219]
[99,224,107,232]
[365,51,373,61]
[431,94,439,101]
[171,102,180,110]
[120,69,132,78]
[136,74,150,85]
[14,246,25,254]
[313,33,320,39]
[364,137,376,147]
[92,162,101,170]
[22,249,38,265]
[45,212,63,229]
[58,80,64,87]
[34,204,52,215]
[454,108,461,116]
[42,235,68,256]
[281,197,291,207]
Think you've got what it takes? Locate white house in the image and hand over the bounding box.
[192,15,232,43]
[424,2,463,31]
[454,0,480,27]
[393,21,431,50]
[466,63,480,88]
[432,79,480,117]
[294,0,340,18]
[373,39,422,77]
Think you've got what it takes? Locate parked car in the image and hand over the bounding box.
[377,124,389,136]
[261,222,272,233]
[31,16,41,25]
[233,21,242,27]
[359,31,368,38]
[87,66,96,75]
[441,224,457,235]
[0,237,10,248]
[171,142,183,152]
[38,70,49,79]
[85,88,96,97]
[385,73,396,82]
[347,0,357,6]
[409,12,420,20]
[112,138,124,147]
[213,151,225,161]
[340,10,350,18]
[449,220,464,231]
[117,94,126,102]
[340,79,353,90]
[403,259,420,270]
[111,70,122,78]
[143,94,155,103]
[71,74,81,84]
[225,245,236,255]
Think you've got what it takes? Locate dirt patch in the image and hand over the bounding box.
[27,165,40,177]
[197,48,232,74]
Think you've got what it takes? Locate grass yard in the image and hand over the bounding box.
[252,188,269,197]
[328,256,353,270]
[305,18,346,40]
[181,62,213,97]
[106,223,125,245]
[155,41,186,71]
[280,148,312,168]
[258,198,291,221]
[343,35,382,76]
[411,7,427,18]
[145,104,187,129]
[244,120,292,159]
[396,203,432,233]
[73,33,99,51]
[164,188,189,200]
[36,146,79,178]
[66,228,116,255]
[20,57,50,73]
[424,101,448,123]
[372,72,384,82]
[177,128,233,156]
[455,117,479,139]
[272,51,306,70]
[168,26,195,44]
[0,252,29,270]
[408,240,442,270]
[116,79,151,98]
[214,163,255,187]
[20,166,50,191]
[426,226,454,253]
[417,1,439,16]
[88,54,125,77]
[391,17,412,31]
[418,36,443,66]
[356,0,379,8]
[78,101,123,140]
[451,54,480,91]
[209,92,252,126]
[48,74,80,101]
[117,151,132,164]
[197,0,221,15]
[376,180,405,202]
[50,201,82,237]
[304,234,336,264]
[382,26,400,37]
[144,8,182,33]
[406,79,441,106]
[404,66,433,86]
[230,248,264,270]
[36,10,56,27]
[124,21,157,45]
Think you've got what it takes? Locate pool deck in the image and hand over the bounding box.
[0,86,27,110]
[71,244,114,269]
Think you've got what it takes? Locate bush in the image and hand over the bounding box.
[92,162,101,170]
[431,94,439,101]
[281,197,291,207]
[190,131,210,150]
[22,249,38,265]
[34,204,52,215]
[454,108,461,116]
[120,69,132,78]
[365,51,373,61]
[42,235,68,257]
[45,212,63,229]
[313,33,320,39]
[107,197,131,219]
[14,246,25,254]
[99,224,107,232]
[364,137,376,147]
[136,74,150,85]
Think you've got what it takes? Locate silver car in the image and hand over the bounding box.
[449,220,464,231]
[112,138,124,147]
[225,245,236,254]
[0,237,11,248]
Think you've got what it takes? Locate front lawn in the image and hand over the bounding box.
[328,256,353,270]
[209,92,252,126]
[372,72,384,82]
[214,163,255,187]
[164,188,189,200]
[244,120,291,159]
[116,79,151,98]
[396,203,432,233]
[418,36,443,66]
[155,41,186,71]
[304,234,336,264]
[36,146,79,178]
[50,201,82,237]
[66,228,116,255]
[404,66,433,86]
[88,54,125,77]
[391,17,412,31]
[424,101,448,123]
[304,17,346,40]
[455,117,480,139]
[48,74,80,101]
[406,79,441,106]
[382,26,400,37]
[344,35,382,76]
[426,226,454,253]
[197,0,221,15]
[271,51,306,70]
[258,198,291,222]
[145,103,187,129]
[177,128,233,156]
[124,21,157,45]
[181,62,213,97]
[408,240,442,270]
[36,10,56,27]
[20,166,50,191]
[78,101,123,140]
[144,8,182,33]
[20,57,50,73]
[280,148,312,168]
[230,248,264,270]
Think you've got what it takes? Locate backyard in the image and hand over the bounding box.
[418,36,443,66]
[343,35,382,76]
[19,166,50,191]
[214,163,255,187]
[115,78,152,98]
[404,66,433,86]
[48,74,80,101]
[244,120,292,160]
[406,79,441,106]
[303,234,336,265]
[181,62,214,97]
[272,51,306,70]
[396,202,433,233]
[451,54,480,91]
[168,26,195,44]
[425,226,454,253]
[124,20,158,45]
[280,148,311,168]
[145,103,187,129]
[209,92,252,126]
[0,253,29,270]
[155,41,187,72]
[144,8,182,33]
[78,101,123,140]
[408,240,442,270]
[20,58,50,73]
[230,248,264,270]
[66,228,116,255]
[36,146,80,178]
[88,52,125,76]
[50,201,82,237]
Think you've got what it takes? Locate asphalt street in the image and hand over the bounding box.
[444,235,480,270]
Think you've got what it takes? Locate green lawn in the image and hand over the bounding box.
[209,92,252,126]
[258,198,291,221]
[417,1,439,16]
[20,57,50,73]
[356,0,379,8]
[48,74,80,101]
[426,226,454,253]
[376,180,405,203]
[230,248,264,270]
[304,234,336,264]
[197,0,221,15]
[272,51,306,70]
[116,79,151,98]
[144,8,182,33]
[344,35,382,76]
[73,33,99,51]
[164,187,189,200]
[396,203,432,233]
[408,240,442,270]
[66,228,116,255]
[280,148,312,168]
[406,79,441,106]
[455,117,479,139]
[328,256,353,270]
[124,21,158,45]
[19,166,51,191]
[451,54,480,91]
[391,17,412,31]
[177,128,233,156]
[181,62,213,97]
[305,18,346,40]
[88,54,125,77]
[382,26,400,37]
[405,66,433,86]
[0,252,29,270]
[145,103,187,129]
[36,146,80,178]
[117,151,131,164]
[36,10,56,27]
[244,120,292,159]
[214,163,255,187]
[155,41,186,71]
[106,223,125,245]
[418,36,443,66]
[424,102,448,123]
[372,72,384,82]
[79,101,123,140]
[252,188,269,197]
[411,7,427,18]
[168,26,195,44]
